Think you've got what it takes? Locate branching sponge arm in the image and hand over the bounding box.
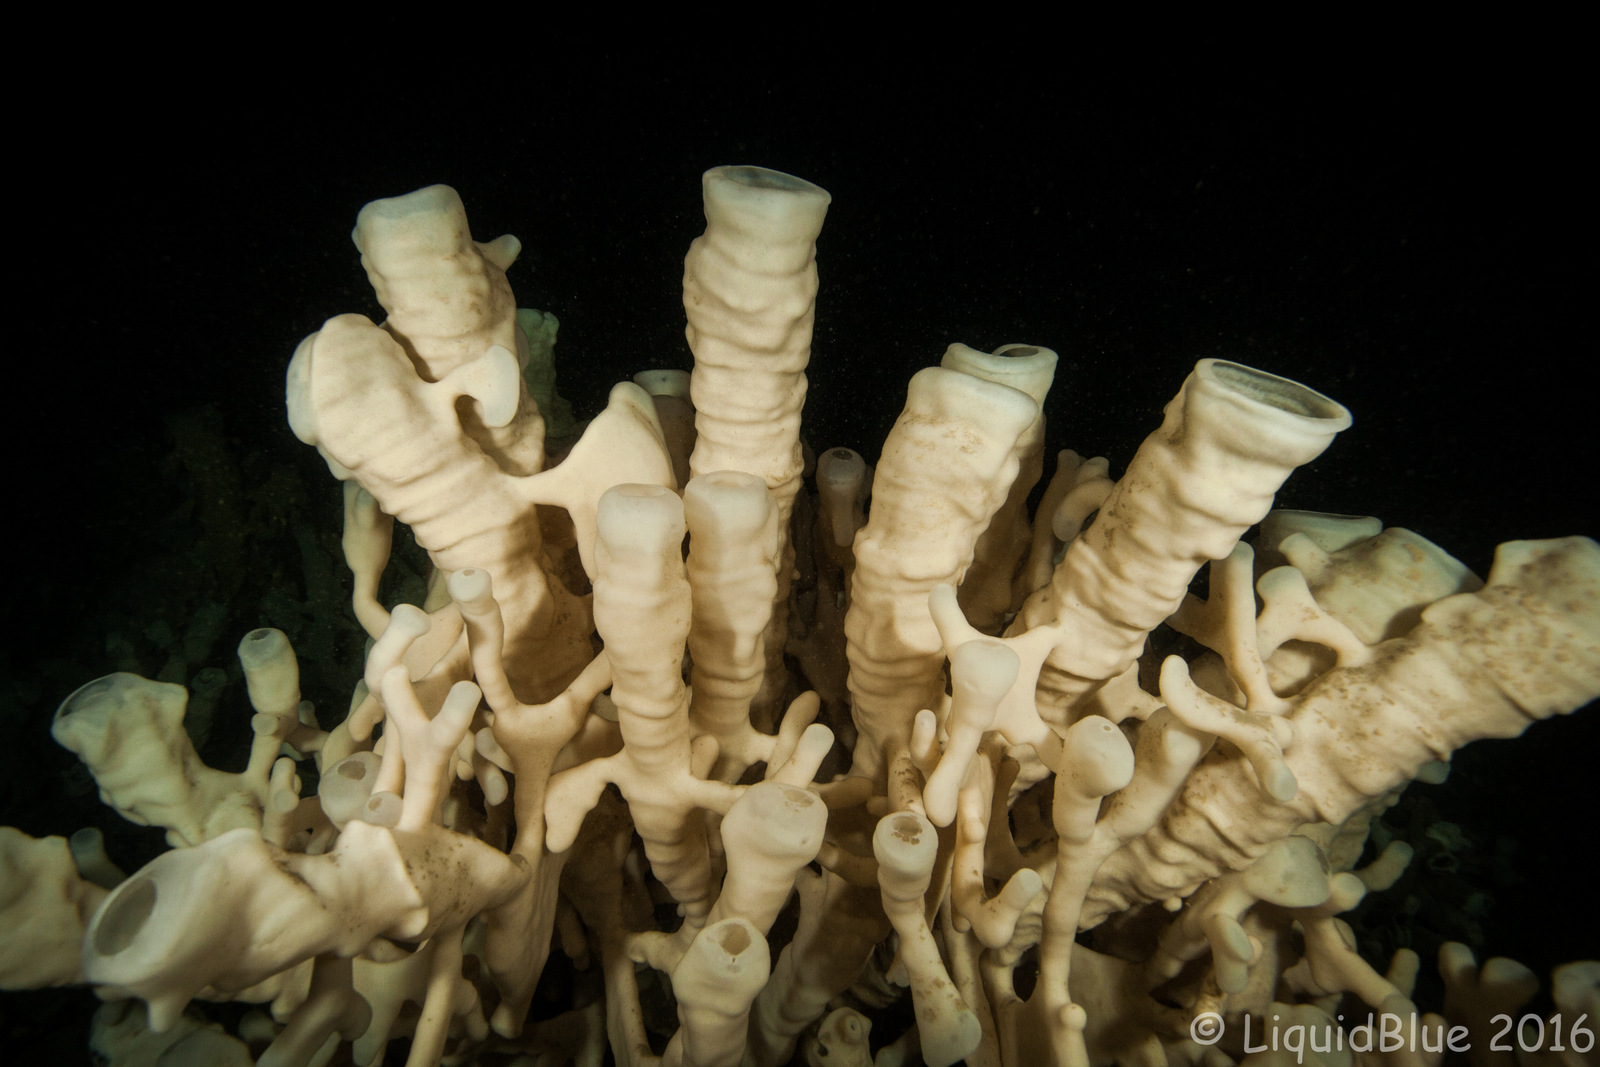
[1083,535,1600,925]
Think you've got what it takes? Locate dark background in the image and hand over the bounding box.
[3,53,1593,1058]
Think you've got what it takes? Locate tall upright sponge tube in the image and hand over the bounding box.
[684,166,832,715]
[941,343,1059,631]
[663,917,771,1067]
[287,184,595,703]
[584,485,728,920]
[685,471,780,780]
[1021,359,1352,724]
[351,184,523,383]
[846,366,1039,779]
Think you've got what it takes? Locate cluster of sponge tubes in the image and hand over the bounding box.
[3,166,1597,1067]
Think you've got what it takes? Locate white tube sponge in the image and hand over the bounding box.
[710,780,827,934]
[1020,359,1351,723]
[343,183,545,488]
[352,183,524,384]
[663,917,771,1067]
[685,470,780,779]
[51,674,264,847]
[845,366,1039,779]
[684,165,830,515]
[289,186,679,703]
[81,820,529,1033]
[595,484,694,747]
[816,446,869,553]
[941,342,1059,630]
[1083,535,1600,925]
[318,752,382,829]
[685,165,831,715]
[874,810,983,1067]
[286,308,585,701]
[237,627,301,787]
[746,869,890,1067]
[0,829,109,988]
[67,828,125,891]
[545,484,740,918]
[1034,715,1136,1059]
